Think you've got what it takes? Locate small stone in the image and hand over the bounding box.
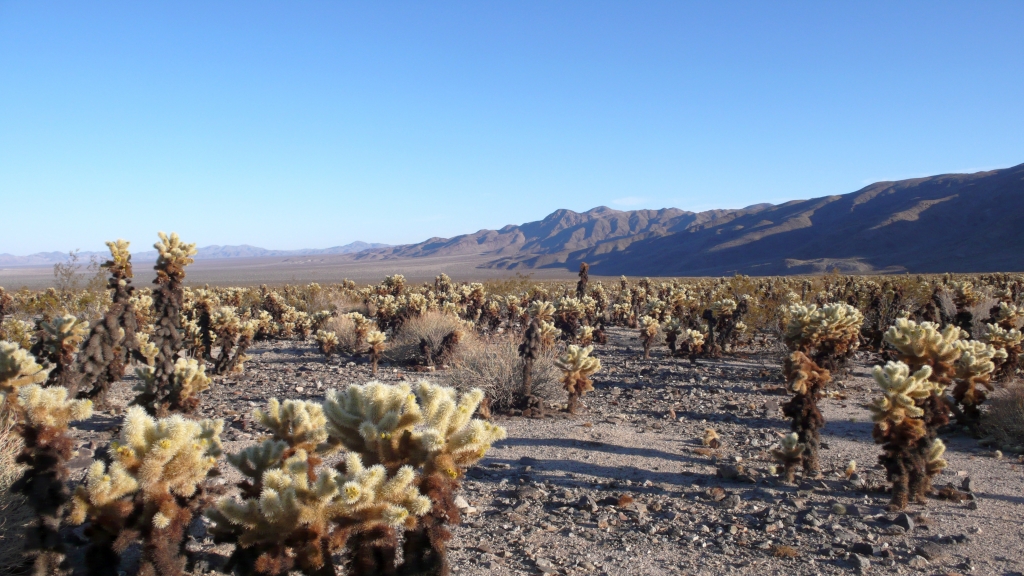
[851,554,871,570]
[960,477,973,492]
[907,555,929,569]
[295,386,304,393]
[454,496,470,509]
[893,513,914,532]
[914,542,948,562]
[534,557,556,573]
[831,503,847,515]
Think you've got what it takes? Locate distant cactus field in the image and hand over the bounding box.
[1,234,1023,575]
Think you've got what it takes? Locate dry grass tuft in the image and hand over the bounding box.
[443,331,561,411]
[389,311,475,365]
[771,544,800,558]
[985,381,1024,450]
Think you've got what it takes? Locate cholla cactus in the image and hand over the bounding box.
[555,345,601,414]
[0,341,51,411]
[78,239,141,406]
[210,309,256,375]
[254,399,328,454]
[576,262,589,299]
[702,297,748,356]
[208,449,430,576]
[71,406,223,576]
[554,296,586,340]
[538,320,561,350]
[519,319,544,403]
[31,313,89,392]
[366,329,387,376]
[701,428,719,448]
[639,316,659,359]
[137,232,197,415]
[990,301,1024,330]
[575,325,594,346]
[884,319,965,384]
[950,340,1007,426]
[781,351,831,478]
[771,432,805,483]
[869,361,933,509]
[679,329,705,364]
[9,384,92,576]
[982,324,1023,381]
[1,317,34,350]
[136,357,211,414]
[528,301,555,323]
[315,329,339,357]
[323,380,505,574]
[662,318,682,356]
[784,303,864,369]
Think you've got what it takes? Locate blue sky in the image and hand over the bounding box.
[2,1,1022,254]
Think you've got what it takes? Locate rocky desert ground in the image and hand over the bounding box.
[59,327,1024,576]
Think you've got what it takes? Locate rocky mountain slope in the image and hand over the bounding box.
[344,163,1024,275]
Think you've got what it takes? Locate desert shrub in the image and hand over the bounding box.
[444,332,561,412]
[386,311,473,366]
[984,382,1024,451]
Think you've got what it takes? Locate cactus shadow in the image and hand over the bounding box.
[477,457,714,492]
[495,437,707,466]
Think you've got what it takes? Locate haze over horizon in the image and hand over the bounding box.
[3,1,1023,254]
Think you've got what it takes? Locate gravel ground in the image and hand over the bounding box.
[66,327,1024,575]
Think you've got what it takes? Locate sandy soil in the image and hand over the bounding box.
[61,328,1024,575]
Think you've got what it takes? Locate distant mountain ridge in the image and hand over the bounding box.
[338,163,1024,275]
[5,164,1023,276]
[0,241,389,267]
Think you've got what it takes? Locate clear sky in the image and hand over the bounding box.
[2,1,1023,255]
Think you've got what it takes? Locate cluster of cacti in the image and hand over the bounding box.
[314,329,339,357]
[0,340,51,403]
[555,344,601,414]
[71,406,224,575]
[206,381,504,575]
[982,323,1023,380]
[135,357,212,414]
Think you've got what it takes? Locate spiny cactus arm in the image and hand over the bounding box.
[255,398,329,451]
[0,341,51,397]
[868,362,932,425]
[925,439,947,475]
[18,384,93,428]
[226,439,288,483]
[69,460,140,525]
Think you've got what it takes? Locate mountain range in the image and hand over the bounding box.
[338,163,1024,275]
[4,164,1023,276]
[0,242,389,268]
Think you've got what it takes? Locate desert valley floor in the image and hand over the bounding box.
[53,328,1024,576]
